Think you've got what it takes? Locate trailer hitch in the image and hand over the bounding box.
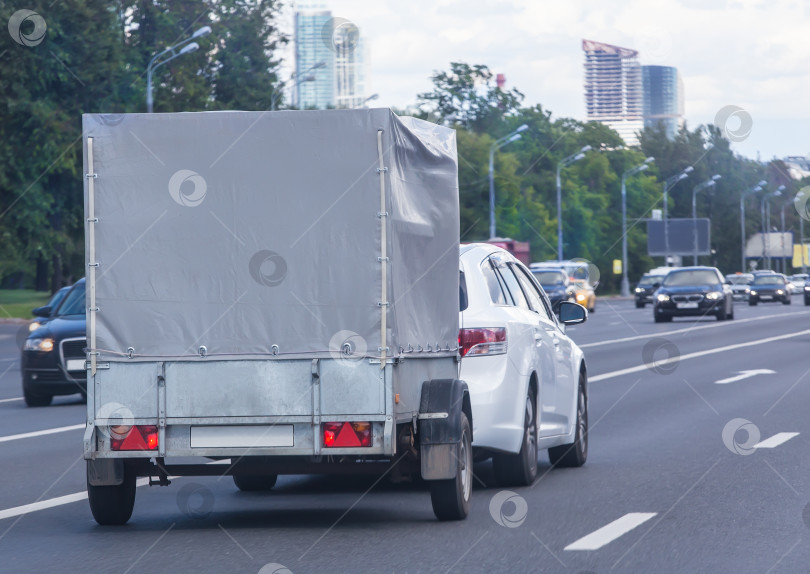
[149,458,172,487]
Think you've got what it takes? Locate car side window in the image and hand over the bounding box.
[515,265,555,321]
[497,263,531,310]
[480,260,508,305]
[513,264,543,311]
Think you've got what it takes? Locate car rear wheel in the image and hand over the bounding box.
[23,382,52,407]
[430,412,472,521]
[548,374,588,468]
[233,473,278,491]
[87,463,136,525]
[493,387,538,487]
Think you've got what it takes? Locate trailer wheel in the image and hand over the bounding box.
[430,412,472,521]
[233,474,278,492]
[87,464,136,525]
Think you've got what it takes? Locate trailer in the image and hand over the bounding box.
[82,109,471,524]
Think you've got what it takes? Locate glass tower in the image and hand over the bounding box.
[642,65,685,140]
[294,10,335,109]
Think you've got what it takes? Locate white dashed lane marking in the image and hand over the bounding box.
[564,512,658,551]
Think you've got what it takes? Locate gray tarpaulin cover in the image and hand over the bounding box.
[82,109,459,361]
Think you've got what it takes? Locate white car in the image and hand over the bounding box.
[459,244,589,487]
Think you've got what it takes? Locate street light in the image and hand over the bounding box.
[556,145,592,260]
[356,93,379,108]
[489,124,529,239]
[620,157,654,296]
[761,186,784,269]
[740,180,766,272]
[146,26,212,113]
[691,175,721,265]
[662,166,693,266]
[797,188,809,274]
[272,61,327,111]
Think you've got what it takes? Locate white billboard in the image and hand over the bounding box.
[745,232,794,258]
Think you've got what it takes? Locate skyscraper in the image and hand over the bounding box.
[294,9,335,109]
[294,9,367,109]
[582,39,643,146]
[642,65,684,139]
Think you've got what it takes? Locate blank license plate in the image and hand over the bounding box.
[66,359,85,371]
[677,302,698,309]
[190,425,294,448]
[760,295,772,300]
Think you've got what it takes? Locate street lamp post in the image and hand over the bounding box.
[488,124,529,239]
[780,203,787,274]
[761,187,783,269]
[691,175,721,265]
[271,61,326,111]
[740,180,766,272]
[663,166,694,266]
[146,26,212,113]
[620,157,654,296]
[556,145,592,260]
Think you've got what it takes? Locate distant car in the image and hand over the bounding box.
[530,268,576,310]
[805,282,810,306]
[27,285,72,333]
[653,266,734,322]
[634,273,667,308]
[21,278,86,406]
[788,274,807,294]
[571,279,596,312]
[460,244,589,485]
[749,274,791,305]
[725,273,753,301]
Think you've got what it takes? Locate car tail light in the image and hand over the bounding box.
[110,425,158,451]
[322,422,372,447]
[458,327,507,357]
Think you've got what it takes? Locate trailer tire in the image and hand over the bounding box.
[87,463,136,525]
[233,474,278,492]
[429,412,472,521]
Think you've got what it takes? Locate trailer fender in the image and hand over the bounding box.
[87,459,124,486]
[418,379,471,480]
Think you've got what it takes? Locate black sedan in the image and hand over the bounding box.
[531,268,576,310]
[652,267,734,322]
[21,278,86,406]
[749,274,791,305]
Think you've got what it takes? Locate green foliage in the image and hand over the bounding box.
[0,0,286,289]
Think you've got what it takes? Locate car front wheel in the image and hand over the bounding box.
[23,381,52,407]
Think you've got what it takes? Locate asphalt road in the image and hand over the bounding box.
[2,296,810,573]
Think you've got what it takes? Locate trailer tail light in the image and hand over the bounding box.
[322,422,372,448]
[110,425,158,451]
[458,327,507,357]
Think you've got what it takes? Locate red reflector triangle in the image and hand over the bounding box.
[333,422,362,447]
[120,427,148,450]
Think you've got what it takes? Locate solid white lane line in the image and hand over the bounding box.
[579,311,810,349]
[753,432,799,449]
[0,478,151,521]
[590,328,810,382]
[564,513,657,551]
[0,423,85,444]
[0,397,22,404]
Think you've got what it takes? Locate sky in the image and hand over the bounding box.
[285,0,810,161]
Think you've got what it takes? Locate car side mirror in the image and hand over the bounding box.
[32,305,52,318]
[559,301,587,325]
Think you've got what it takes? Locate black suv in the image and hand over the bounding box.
[652,267,734,322]
[21,278,86,406]
[530,268,576,310]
